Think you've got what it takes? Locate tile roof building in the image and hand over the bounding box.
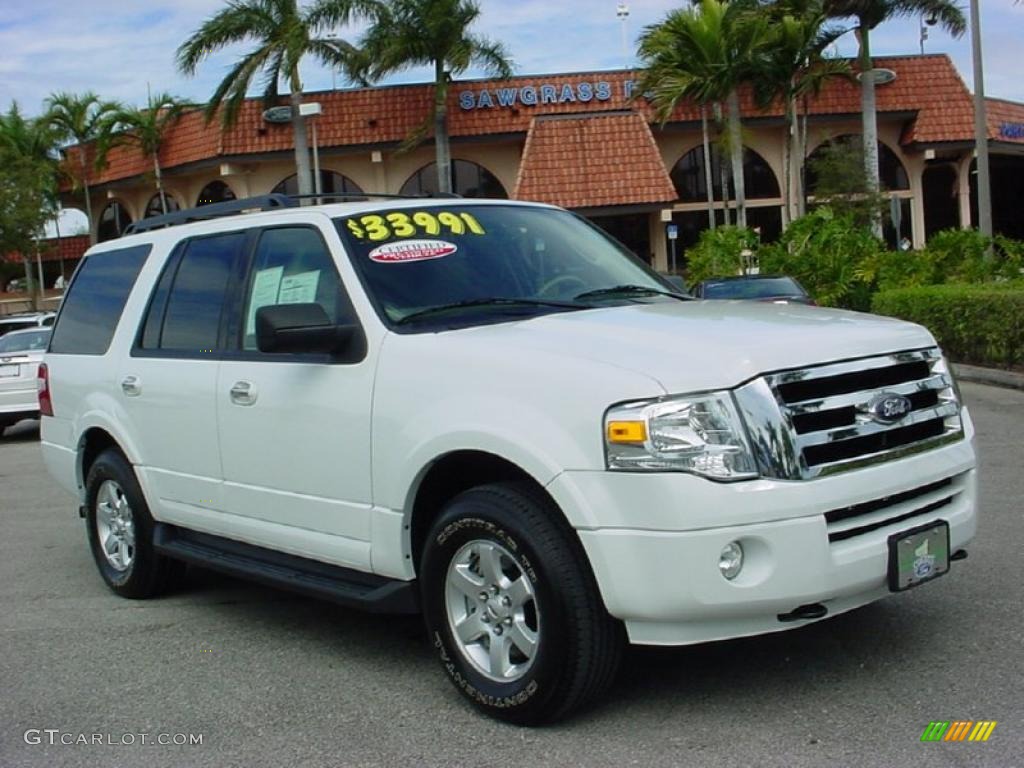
[59,53,1024,271]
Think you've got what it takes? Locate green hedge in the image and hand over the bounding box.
[871,284,1024,369]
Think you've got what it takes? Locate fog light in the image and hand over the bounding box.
[719,541,744,580]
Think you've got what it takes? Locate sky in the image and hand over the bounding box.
[1,0,1020,235]
[1,0,1022,117]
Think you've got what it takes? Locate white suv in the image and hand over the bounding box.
[40,195,977,724]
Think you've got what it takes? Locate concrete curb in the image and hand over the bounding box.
[953,363,1024,391]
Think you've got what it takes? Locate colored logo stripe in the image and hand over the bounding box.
[921,722,949,741]
[920,721,997,742]
[945,721,973,741]
[969,722,998,742]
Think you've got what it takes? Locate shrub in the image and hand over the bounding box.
[683,226,759,284]
[871,283,1024,368]
[759,207,881,310]
[868,229,1024,291]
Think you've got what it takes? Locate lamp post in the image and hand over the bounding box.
[969,0,993,239]
[616,4,630,70]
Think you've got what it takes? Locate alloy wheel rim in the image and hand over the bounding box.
[95,480,135,572]
[444,539,540,683]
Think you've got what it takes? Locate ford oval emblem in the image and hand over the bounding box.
[864,393,913,424]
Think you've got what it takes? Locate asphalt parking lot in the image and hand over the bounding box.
[1,380,1021,768]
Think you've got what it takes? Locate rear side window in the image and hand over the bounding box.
[49,245,151,355]
[138,232,244,354]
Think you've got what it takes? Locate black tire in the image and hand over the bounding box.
[420,482,624,725]
[84,449,182,599]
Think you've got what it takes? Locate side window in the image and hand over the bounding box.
[49,245,151,355]
[241,227,353,352]
[140,232,244,353]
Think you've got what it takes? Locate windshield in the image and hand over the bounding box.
[335,205,673,328]
[0,329,50,353]
[702,277,802,299]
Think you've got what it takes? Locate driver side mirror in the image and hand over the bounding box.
[255,303,359,357]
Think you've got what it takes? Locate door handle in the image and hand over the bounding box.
[229,380,257,406]
[120,375,141,397]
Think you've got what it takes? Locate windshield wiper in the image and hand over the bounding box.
[573,284,692,302]
[394,297,591,325]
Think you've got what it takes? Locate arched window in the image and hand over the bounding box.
[272,171,364,197]
[196,181,236,207]
[400,160,508,198]
[97,201,132,242]
[670,146,780,203]
[805,136,910,192]
[144,193,181,219]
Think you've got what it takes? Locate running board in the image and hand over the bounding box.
[153,524,418,614]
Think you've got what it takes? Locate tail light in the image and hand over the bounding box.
[38,362,53,417]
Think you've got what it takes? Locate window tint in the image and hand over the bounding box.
[159,233,244,351]
[241,227,351,351]
[49,245,150,355]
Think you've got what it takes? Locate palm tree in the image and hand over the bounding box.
[638,0,769,228]
[176,0,367,197]
[354,0,512,194]
[824,0,965,227]
[108,93,188,216]
[753,1,850,219]
[44,92,121,244]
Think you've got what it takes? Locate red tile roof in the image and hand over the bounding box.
[67,54,1001,188]
[513,112,676,208]
[986,98,1024,144]
[2,235,89,265]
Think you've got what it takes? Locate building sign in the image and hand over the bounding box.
[459,80,638,111]
[999,122,1024,140]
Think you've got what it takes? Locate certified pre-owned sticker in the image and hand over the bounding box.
[368,239,458,264]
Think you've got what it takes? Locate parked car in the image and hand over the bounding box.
[0,311,56,338]
[691,274,814,304]
[41,195,975,724]
[0,327,51,434]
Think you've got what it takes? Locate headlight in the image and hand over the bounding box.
[604,391,758,480]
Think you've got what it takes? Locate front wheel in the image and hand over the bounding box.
[420,483,623,724]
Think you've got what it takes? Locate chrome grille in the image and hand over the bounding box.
[735,348,964,480]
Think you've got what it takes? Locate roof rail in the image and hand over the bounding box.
[286,192,463,202]
[121,190,464,237]
[122,194,296,236]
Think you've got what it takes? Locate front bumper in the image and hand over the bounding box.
[547,414,977,646]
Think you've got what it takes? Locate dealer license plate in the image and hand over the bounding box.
[0,364,19,378]
[888,520,949,591]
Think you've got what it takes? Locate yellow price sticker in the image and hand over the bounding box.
[344,211,486,241]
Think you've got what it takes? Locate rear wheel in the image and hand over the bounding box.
[420,482,623,724]
[85,449,182,598]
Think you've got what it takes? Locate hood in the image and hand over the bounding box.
[449,300,935,393]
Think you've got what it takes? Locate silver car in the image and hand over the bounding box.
[0,327,50,435]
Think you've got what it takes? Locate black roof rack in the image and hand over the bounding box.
[122,191,464,237]
[123,194,295,236]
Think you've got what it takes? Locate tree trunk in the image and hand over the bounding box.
[857,24,882,237]
[799,95,809,217]
[726,89,746,229]
[153,154,167,215]
[290,88,313,197]
[434,60,452,195]
[80,155,96,245]
[700,105,715,230]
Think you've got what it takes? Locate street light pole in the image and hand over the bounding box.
[616,4,630,70]
[969,0,993,239]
